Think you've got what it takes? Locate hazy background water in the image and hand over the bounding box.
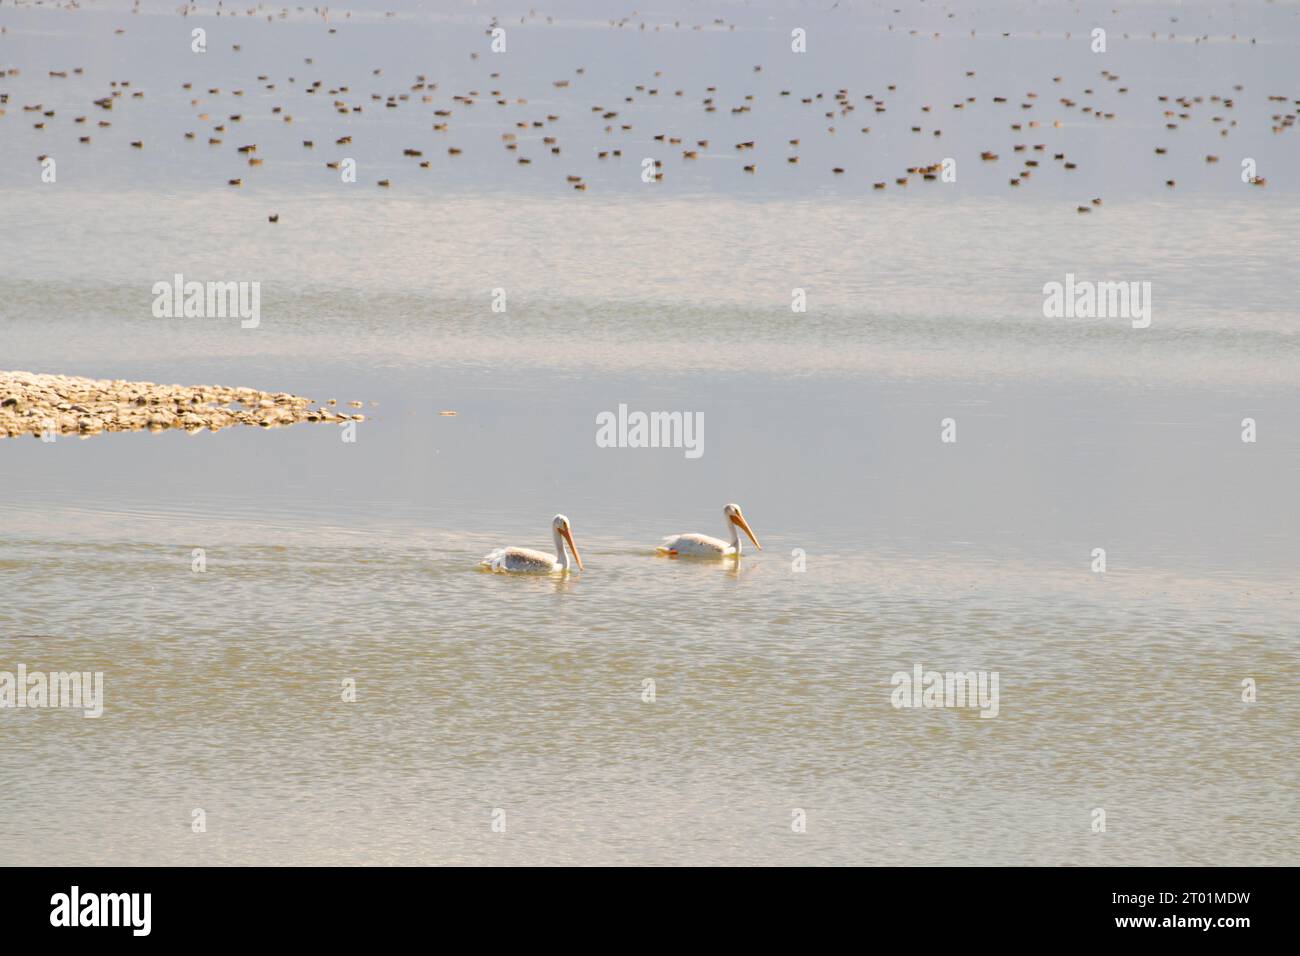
[1,0,1297,865]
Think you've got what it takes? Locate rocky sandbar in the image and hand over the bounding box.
[1,370,364,439]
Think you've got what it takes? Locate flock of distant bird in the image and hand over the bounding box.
[2,3,1294,223]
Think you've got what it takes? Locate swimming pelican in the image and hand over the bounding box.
[481,514,583,573]
[657,503,761,558]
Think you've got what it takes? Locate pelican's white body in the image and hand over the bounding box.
[658,504,758,559]
[657,532,738,558]
[481,518,580,574]
[481,546,566,573]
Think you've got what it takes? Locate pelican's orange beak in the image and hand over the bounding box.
[560,524,583,570]
[730,512,761,550]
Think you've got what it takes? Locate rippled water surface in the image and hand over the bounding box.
[1,0,1298,865]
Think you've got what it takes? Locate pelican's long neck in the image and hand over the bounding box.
[726,517,741,554]
[553,526,571,570]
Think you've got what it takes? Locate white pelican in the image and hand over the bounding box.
[657,503,761,558]
[481,514,583,574]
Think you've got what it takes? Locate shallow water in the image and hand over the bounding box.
[1,0,1297,865]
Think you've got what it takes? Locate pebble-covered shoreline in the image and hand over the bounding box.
[1,370,365,439]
